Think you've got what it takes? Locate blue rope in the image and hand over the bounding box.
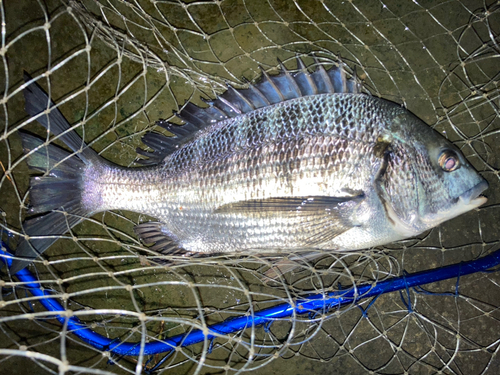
[2,241,500,357]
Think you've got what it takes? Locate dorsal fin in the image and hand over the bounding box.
[137,58,364,165]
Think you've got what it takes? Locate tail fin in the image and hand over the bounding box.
[10,74,99,274]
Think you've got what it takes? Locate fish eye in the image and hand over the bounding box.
[438,150,460,172]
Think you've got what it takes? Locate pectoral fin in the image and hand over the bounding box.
[214,194,364,214]
[215,194,365,247]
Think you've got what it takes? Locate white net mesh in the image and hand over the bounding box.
[1,0,499,374]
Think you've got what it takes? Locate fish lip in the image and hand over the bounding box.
[458,180,489,207]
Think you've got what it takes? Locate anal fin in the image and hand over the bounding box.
[134,222,185,255]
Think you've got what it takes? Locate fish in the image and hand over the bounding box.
[9,59,488,275]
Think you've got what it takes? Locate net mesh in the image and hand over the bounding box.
[1,0,499,374]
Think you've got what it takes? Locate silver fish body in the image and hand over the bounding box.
[11,63,488,273]
[84,93,486,253]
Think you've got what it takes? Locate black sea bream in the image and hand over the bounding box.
[11,60,488,274]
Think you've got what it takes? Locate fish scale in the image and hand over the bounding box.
[9,62,488,275]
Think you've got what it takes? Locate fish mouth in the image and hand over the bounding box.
[458,180,489,207]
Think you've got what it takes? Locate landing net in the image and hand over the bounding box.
[0,1,499,374]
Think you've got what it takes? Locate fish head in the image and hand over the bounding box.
[416,133,488,228]
[383,112,488,236]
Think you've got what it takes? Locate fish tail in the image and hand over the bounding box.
[9,74,100,274]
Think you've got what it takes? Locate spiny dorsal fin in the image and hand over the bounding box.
[137,57,364,165]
